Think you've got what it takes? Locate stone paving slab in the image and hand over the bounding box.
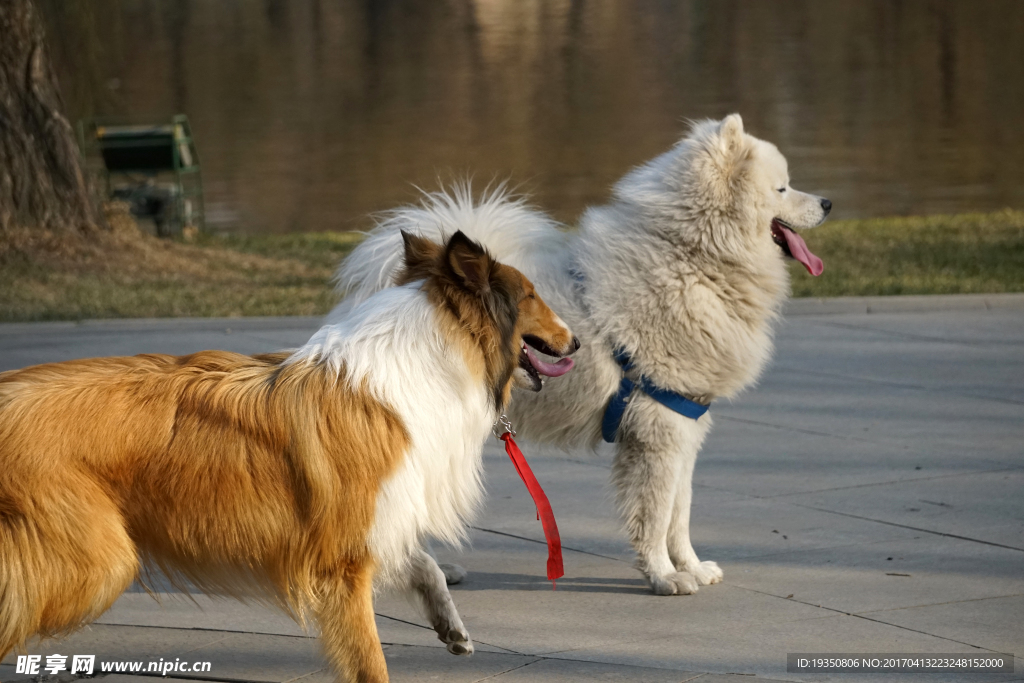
[770,313,1024,406]
[380,535,832,658]
[724,534,1024,615]
[780,470,1024,550]
[1,298,1022,682]
[697,418,1009,499]
[540,612,1019,683]
[860,595,1024,663]
[473,446,927,565]
[720,374,1023,462]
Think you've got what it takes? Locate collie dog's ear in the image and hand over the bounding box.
[446,231,493,294]
[401,230,442,277]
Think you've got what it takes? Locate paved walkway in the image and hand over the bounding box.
[1,296,1022,682]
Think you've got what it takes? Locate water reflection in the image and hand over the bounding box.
[43,0,1024,233]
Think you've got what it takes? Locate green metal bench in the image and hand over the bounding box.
[78,114,205,236]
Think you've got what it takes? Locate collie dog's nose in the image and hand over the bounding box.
[820,198,832,215]
[571,337,581,353]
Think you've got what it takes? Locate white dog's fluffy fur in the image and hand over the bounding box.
[330,114,830,595]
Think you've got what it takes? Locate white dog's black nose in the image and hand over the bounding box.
[820,198,832,216]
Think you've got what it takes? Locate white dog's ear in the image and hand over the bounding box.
[719,114,745,154]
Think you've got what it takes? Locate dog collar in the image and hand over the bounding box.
[602,348,709,443]
[568,266,709,442]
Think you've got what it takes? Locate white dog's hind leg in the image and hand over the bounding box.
[667,452,723,586]
[612,414,700,596]
[425,539,467,585]
[408,547,474,655]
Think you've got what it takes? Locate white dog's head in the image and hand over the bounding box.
[740,119,830,276]
[620,113,830,276]
[708,114,830,275]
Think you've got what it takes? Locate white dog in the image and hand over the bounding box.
[330,114,830,595]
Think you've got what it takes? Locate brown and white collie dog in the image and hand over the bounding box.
[0,231,576,683]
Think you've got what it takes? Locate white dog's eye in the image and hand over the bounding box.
[777,187,787,193]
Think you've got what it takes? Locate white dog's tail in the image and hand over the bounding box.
[332,183,565,319]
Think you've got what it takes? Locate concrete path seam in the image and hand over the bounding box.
[728,585,1010,656]
[762,465,1024,500]
[720,412,1018,459]
[791,505,1024,552]
[855,592,1024,615]
[471,658,542,682]
[716,415,888,446]
[850,613,1015,656]
[280,668,328,683]
[470,526,628,563]
[373,612,522,655]
[93,622,314,639]
[774,365,1024,408]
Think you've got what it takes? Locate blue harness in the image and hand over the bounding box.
[569,267,709,442]
[601,348,710,442]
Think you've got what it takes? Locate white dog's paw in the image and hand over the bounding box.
[648,571,699,596]
[691,560,723,586]
[438,562,467,585]
[443,627,474,656]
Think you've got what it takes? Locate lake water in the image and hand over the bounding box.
[45,0,1024,233]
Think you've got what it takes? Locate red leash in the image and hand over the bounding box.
[498,429,564,586]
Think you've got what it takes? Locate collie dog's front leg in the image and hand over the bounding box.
[314,560,389,683]
[408,547,473,655]
[425,540,467,585]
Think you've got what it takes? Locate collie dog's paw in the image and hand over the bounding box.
[439,562,467,585]
[692,560,723,585]
[444,627,474,656]
[649,571,699,596]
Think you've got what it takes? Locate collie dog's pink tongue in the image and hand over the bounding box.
[782,227,824,276]
[525,345,574,377]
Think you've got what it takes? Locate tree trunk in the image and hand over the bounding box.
[0,0,97,232]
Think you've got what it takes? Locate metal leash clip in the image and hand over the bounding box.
[492,413,516,438]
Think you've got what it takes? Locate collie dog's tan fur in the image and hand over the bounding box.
[0,231,576,683]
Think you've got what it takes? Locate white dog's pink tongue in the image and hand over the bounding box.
[525,345,574,377]
[782,228,824,276]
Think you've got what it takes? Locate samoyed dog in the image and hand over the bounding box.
[330,114,830,596]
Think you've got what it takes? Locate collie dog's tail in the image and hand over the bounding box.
[331,183,564,320]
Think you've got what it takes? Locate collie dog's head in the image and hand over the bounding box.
[398,230,577,409]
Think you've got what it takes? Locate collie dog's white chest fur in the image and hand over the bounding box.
[289,284,492,584]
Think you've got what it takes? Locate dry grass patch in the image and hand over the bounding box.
[3,206,1022,322]
[0,204,361,322]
